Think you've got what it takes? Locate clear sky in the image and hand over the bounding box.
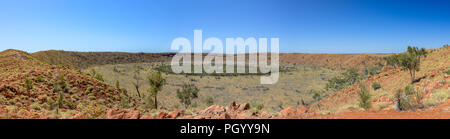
[0,0,449,53]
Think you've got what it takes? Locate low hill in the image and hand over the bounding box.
[305,46,449,118]
[31,50,174,69]
[0,49,130,118]
[31,50,386,71]
[279,53,388,70]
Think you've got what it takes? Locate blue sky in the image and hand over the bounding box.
[0,0,449,53]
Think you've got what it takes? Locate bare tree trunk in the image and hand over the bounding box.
[410,70,415,84]
[134,85,141,98]
[154,93,158,109]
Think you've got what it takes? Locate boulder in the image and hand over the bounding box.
[238,103,250,111]
[230,101,238,110]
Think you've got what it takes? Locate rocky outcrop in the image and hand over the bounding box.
[105,108,140,119]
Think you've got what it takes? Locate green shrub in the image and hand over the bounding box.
[204,96,214,106]
[176,83,199,109]
[395,90,411,111]
[445,69,450,75]
[47,97,56,110]
[24,78,33,91]
[325,68,361,91]
[358,85,372,110]
[313,93,320,101]
[404,85,415,95]
[36,75,45,82]
[252,103,264,111]
[371,82,381,90]
[30,102,42,110]
[0,95,7,105]
[85,86,94,95]
[69,87,78,94]
[115,80,120,89]
[95,74,104,82]
[394,85,423,111]
[57,92,64,108]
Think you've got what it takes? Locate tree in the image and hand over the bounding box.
[132,66,143,98]
[176,83,199,109]
[147,70,166,109]
[399,46,427,83]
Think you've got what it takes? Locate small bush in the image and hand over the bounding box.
[47,97,56,110]
[30,102,42,110]
[176,83,199,109]
[394,85,423,111]
[0,95,7,105]
[395,90,411,111]
[24,78,33,91]
[325,68,361,91]
[85,86,94,95]
[204,96,214,106]
[36,75,45,82]
[445,69,450,75]
[252,104,264,111]
[312,92,321,101]
[371,82,381,90]
[358,85,371,110]
[95,73,104,82]
[404,85,415,95]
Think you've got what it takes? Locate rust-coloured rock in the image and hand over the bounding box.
[169,109,184,119]
[105,108,140,119]
[219,113,231,119]
[238,103,250,111]
[157,112,169,119]
[296,105,308,114]
[280,107,297,117]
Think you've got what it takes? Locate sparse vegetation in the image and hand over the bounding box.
[90,69,104,82]
[204,96,214,106]
[325,68,361,91]
[395,85,425,111]
[252,103,264,111]
[36,75,45,82]
[176,83,199,109]
[358,85,371,110]
[371,82,381,90]
[424,89,449,106]
[24,78,33,91]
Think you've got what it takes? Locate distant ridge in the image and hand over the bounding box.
[30,50,387,70]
